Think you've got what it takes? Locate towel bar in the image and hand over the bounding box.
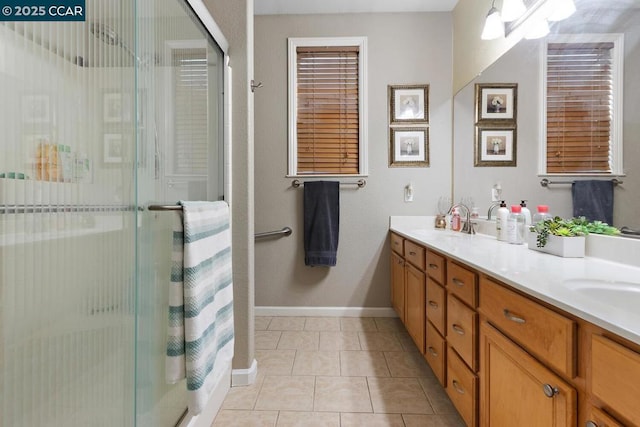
[291,179,366,188]
[255,227,292,240]
[540,178,622,187]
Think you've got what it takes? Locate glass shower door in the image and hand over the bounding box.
[134,0,226,424]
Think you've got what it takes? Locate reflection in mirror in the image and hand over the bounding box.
[453,0,639,230]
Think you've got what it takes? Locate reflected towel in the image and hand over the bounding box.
[304,181,340,267]
[166,201,234,415]
[572,180,614,225]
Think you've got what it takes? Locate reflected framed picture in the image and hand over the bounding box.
[475,126,517,167]
[390,128,429,167]
[389,84,429,124]
[103,133,125,163]
[21,95,51,123]
[103,92,132,123]
[475,83,517,122]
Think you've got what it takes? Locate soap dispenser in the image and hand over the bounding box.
[520,200,532,225]
[496,201,509,241]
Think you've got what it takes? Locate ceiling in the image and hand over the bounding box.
[254,0,461,15]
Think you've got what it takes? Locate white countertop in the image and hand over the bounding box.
[390,216,640,346]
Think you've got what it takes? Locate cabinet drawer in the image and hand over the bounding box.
[591,334,640,426]
[586,406,623,427]
[426,277,446,336]
[404,240,425,270]
[447,261,477,307]
[447,347,477,427]
[447,294,477,372]
[425,321,446,387]
[479,276,576,378]
[426,250,445,284]
[390,232,404,256]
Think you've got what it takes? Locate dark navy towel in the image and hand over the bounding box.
[304,181,340,267]
[572,180,614,225]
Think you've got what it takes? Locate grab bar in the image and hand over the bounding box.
[540,178,622,187]
[255,227,292,240]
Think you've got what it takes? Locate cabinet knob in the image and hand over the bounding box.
[542,384,559,398]
[585,421,598,427]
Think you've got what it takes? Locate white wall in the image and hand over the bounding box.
[254,13,453,308]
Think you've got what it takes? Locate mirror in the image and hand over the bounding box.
[453,0,639,230]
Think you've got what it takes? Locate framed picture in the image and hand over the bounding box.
[21,95,51,123]
[390,128,429,167]
[103,133,125,163]
[103,92,132,123]
[475,126,517,167]
[475,83,517,122]
[389,84,429,124]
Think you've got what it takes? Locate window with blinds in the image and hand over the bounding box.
[288,37,368,176]
[543,35,623,175]
[172,48,208,175]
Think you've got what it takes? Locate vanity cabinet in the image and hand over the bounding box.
[390,229,640,427]
[480,322,577,426]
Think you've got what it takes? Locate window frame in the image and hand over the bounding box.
[538,33,624,176]
[287,37,368,177]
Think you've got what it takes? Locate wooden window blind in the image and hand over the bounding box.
[546,42,614,174]
[296,46,360,175]
[172,48,208,175]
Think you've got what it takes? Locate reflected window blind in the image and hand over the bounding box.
[173,48,207,175]
[546,42,614,173]
[296,46,359,174]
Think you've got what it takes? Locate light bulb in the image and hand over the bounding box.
[501,0,526,22]
[481,7,505,40]
[548,0,576,21]
[524,17,550,39]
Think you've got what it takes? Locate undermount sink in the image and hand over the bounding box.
[564,279,640,311]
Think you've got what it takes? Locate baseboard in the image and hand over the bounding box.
[231,358,258,386]
[254,306,397,318]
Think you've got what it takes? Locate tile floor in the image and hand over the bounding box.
[212,316,465,427]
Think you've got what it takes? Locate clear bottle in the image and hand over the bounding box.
[532,205,552,224]
[451,208,461,232]
[507,205,526,245]
[520,200,532,225]
[495,201,509,241]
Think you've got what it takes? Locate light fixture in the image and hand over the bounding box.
[501,0,526,22]
[481,0,505,40]
[548,0,576,22]
[524,16,550,39]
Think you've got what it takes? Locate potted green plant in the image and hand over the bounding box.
[528,216,619,257]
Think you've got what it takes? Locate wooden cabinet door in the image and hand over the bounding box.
[480,322,576,427]
[405,263,425,353]
[391,252,405,322]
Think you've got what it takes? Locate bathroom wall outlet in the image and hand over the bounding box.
[491,188,500,201]
[405,184,414,202]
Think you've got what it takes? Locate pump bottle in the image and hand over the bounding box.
[495,201,509,241]
[520,200,532,225]
[451,208,461,232]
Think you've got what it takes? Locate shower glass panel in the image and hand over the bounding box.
[0,0,225,426]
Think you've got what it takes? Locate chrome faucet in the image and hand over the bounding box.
[448,203,475,234]
[487,202,501,220]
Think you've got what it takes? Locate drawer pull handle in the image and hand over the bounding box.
[429,263,439,269]
[452,380,465,395]
[428,301,439,309]
[427,346,438,357]
[409,251,417,256]
[542,384,559,398]
[585,422,598,427]
[452,278,464,287]
[452,324,465,335]
[503,309,526,324]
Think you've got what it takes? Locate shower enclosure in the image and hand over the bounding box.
[0,0,227,425]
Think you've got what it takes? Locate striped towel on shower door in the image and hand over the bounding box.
[166,201,234,415]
